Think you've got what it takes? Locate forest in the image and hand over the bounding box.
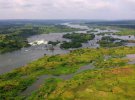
[0,34,29,53]
[98,36,126,47]
[60,33,95,49]
[0,25,79,53]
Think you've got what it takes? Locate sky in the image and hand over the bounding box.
[0,0,135,20]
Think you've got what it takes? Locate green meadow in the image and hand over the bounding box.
[0,47,135,100]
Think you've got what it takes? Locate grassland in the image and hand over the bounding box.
[29,65,135,100]
[0,47,135,99]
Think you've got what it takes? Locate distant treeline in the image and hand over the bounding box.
[0,25,80,38]
[85,20,135,29]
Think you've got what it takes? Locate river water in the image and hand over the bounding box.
[0,23,135,74]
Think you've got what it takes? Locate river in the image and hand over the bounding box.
[0,23,135,74]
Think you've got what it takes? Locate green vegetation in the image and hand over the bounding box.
[116,28,135,35]
[1,23,135,99]
[28,78,63,100]
[29,65,135,100]
[62,33,95,41]
[60,41,82,49]
[60,33,95,49]
[0,34,29,53]
[98,36,126,47]
[0,25,80,53]
[48,41,60,46]
[0,25,80,37]
[97,32,114,36]
[104,27,135,36]
[0,47,135,99]
[38,25,80,34]
[85,24,135,36]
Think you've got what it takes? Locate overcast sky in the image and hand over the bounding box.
[0,0,135,20]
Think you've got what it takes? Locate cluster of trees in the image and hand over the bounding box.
[48,41,60,46]
[97,32,113,36]
[98,36,126,47]
[39,25,80,33]
[60,33,95,49]
[0,24,80,53]
[63,33,95,42]
[60,41,82,49]
[0,34,29,53]
[0,25,80,36]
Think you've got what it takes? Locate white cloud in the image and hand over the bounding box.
[0,0,135,19]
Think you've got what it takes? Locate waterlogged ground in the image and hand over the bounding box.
[21,64,94,96]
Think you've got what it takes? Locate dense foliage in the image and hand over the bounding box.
[48,41,60,46]
[0,25,80,38]
[38,25,80,34]
[60,33,95,49]
[63,33,95,42]
[60,41,82,49]
[0,34,29,53]
[0,25,80,53]
[98,36,126,47]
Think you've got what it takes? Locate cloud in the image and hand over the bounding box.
[0,0,135,19]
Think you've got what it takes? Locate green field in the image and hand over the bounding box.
[0,47,135,99]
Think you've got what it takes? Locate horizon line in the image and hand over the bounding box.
[0,19,135,21]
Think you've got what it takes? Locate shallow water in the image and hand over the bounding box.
[126,43,135,47]
[126,54,135,64]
